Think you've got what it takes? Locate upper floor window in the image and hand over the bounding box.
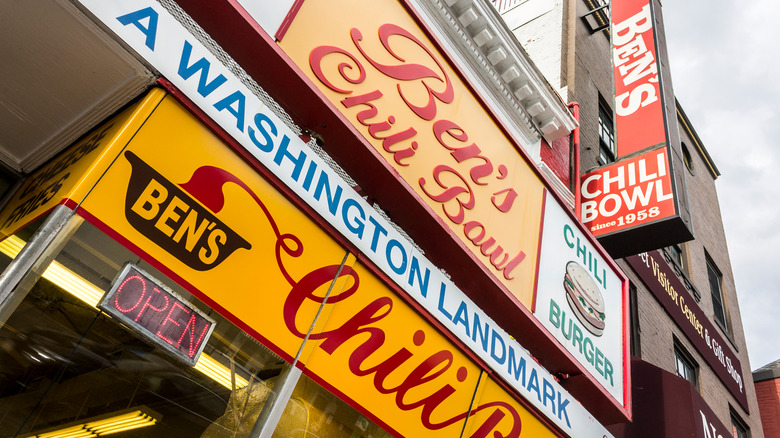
[582,0,610,35]
[674,342,698,390]
[731,411,750,438]
[597,99,616,165]
[668,244,685,270]
[629,283,641,357]
[681,141,695,175]
[706,252,729,331]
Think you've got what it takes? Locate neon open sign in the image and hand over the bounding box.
[99,263,215,366]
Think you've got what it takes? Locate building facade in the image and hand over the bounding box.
[497,0,763,436]
[754,360,780,438]
[0,0,761,437]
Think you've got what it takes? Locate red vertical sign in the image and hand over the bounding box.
[612,0,665,158]
[577,0,694,257]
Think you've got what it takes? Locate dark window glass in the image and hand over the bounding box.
[731,411,750,438]
[674,343,698,389]
[0,219,288,436]
[706,253,728,330]
[668,244,684,270]
[629,283,640,356]
[0,216,394,437]
[597,100,615,165]
[681,142,695,174]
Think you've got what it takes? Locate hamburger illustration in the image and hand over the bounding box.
[563,261,606,336]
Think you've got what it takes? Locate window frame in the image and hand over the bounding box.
[681,141,695,175]
[629,283,641,357]
[667,243,685,271]
[706,252,729,332]
[597,97,616,165]
[731,409,750,438]
[674,341,699,390]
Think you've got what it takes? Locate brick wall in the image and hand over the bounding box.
[756,379,780,438]
[539,136,571,188]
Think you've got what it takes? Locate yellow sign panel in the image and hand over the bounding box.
[0,89,166,237]
[80,93,354,359]
[79,91,555,437]
[301,262,557,437]
[279,0,546,306]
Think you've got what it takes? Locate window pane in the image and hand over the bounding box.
[674,345,698,389]
[629,284,641,356]
[598,100,615,164]
[273,374,394,438]
[706,255,728,329]
[668,244,683,268]
[0,221,289,436]
[732,415,749,438]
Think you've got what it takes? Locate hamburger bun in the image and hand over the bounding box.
[563,261,606,336]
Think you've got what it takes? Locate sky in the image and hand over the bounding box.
[661,1,780,371]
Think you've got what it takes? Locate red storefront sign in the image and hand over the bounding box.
[612,0,665,158]
[581,147,675,236]
[609,358,733,438]
[581,0,693,257]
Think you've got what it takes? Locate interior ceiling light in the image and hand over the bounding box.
[0,234,249,390]
[23,407,159,437]
[0,235,103,308]
[194,352,249,390]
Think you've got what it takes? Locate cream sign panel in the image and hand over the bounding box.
[535,192,627,405]
[279,0,546,307]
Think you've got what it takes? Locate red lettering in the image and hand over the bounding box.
[351,24,454,121]
[491,187,517,213]
[282,265,362,338]
[178,313,211,358]
[113,275,146,313]
[309,45,367,94]
[282,262,521,436]
[432,120,497,186]
[341,90,383,125]
[134,287,170,322]
[309,27,527,282]
[419,165,474,224]
[341,91,419,165]
[157,302,189,345]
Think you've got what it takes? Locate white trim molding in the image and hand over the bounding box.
[408,0,577,157]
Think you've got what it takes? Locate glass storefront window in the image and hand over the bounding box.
[0,217,290,437]
[274,374,393,438]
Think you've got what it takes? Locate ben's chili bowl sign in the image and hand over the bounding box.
[612,0,665,158]
[76,0,616,434]
[279,0,546,308]
[83,96,558,437]
[580,147,675,236]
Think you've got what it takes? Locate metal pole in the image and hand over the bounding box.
[0,205,81,326]
[248,252,351,437]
